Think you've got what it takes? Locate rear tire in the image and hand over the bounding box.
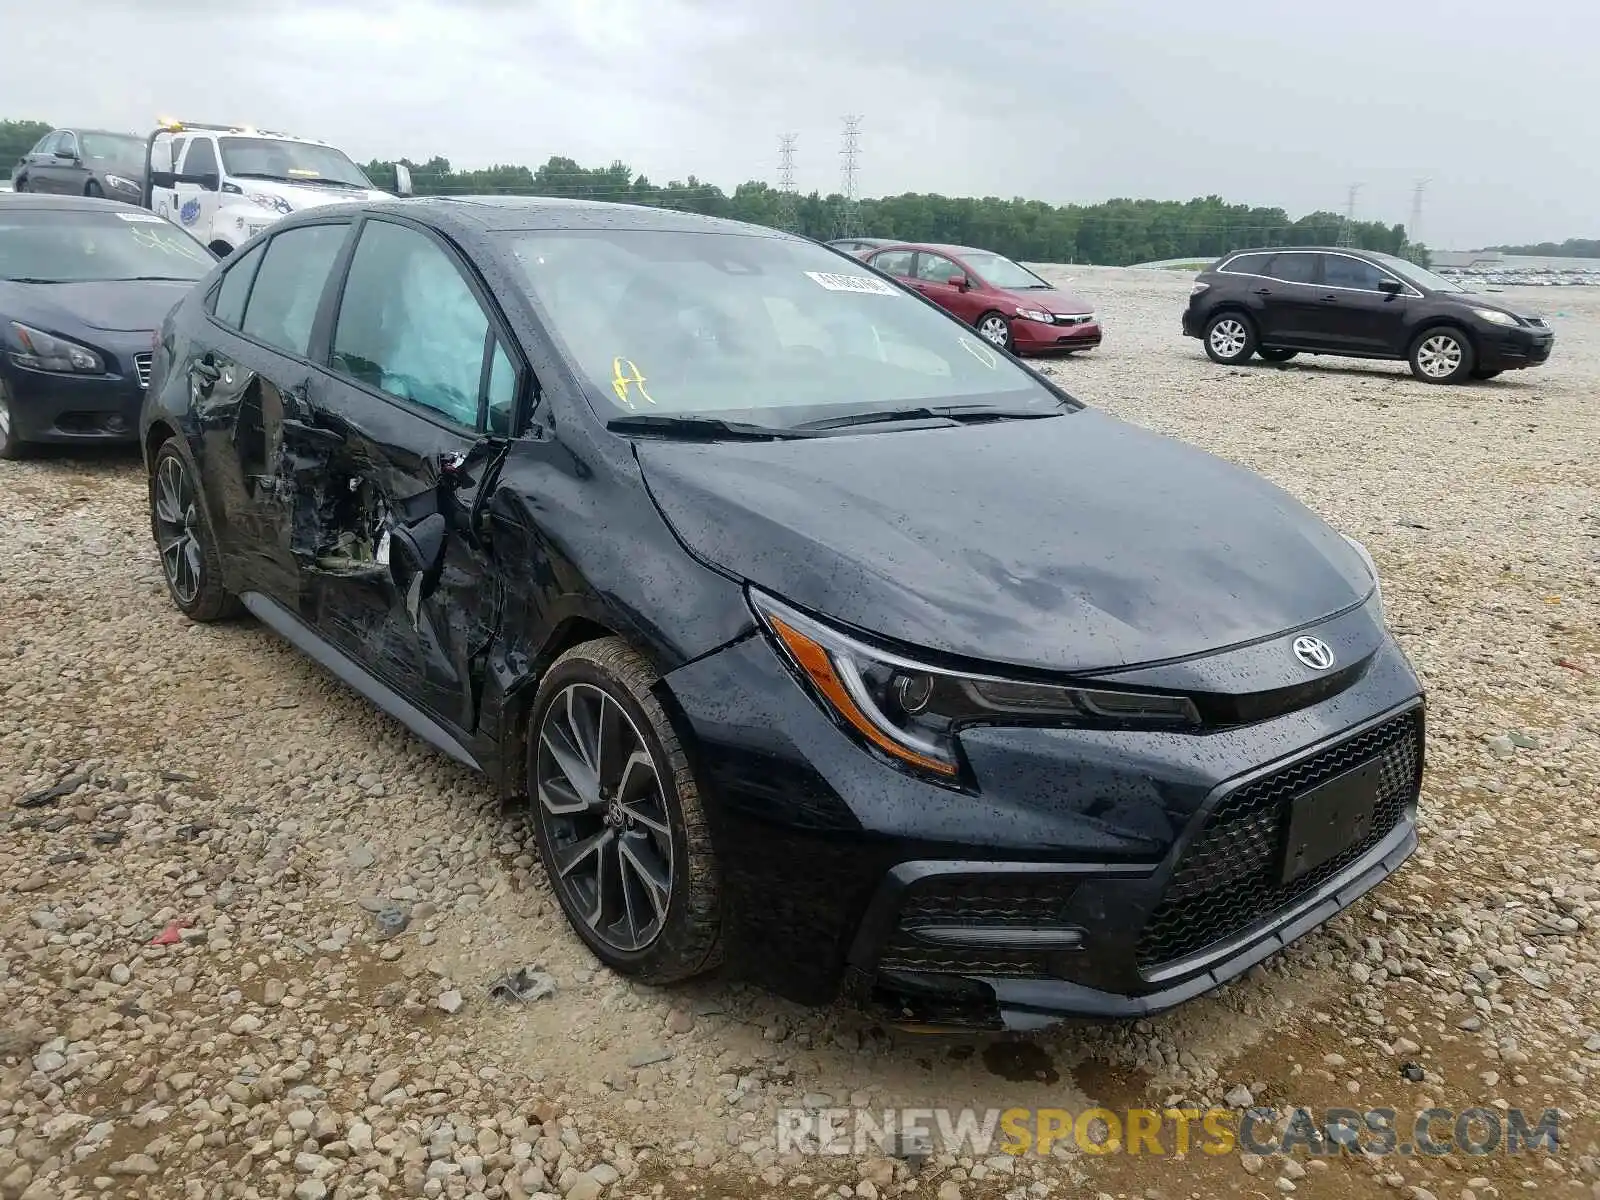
[527,638,723,985]
[1258,347,1298,363]
[149,438,241,622]
[0,381,29,460]
[12,176,27,193]
[1203,312,1256,364]
[1409,326,1474,384]
[84,179,103,198]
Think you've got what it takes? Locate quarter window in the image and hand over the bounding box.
[1324,255,1389,291]
[870,249,914,277]
[1264,253,1319,285]
[330,219,500,429]
[240,223,348,356]
[1221,252,1270,275]
[212,241,265,328]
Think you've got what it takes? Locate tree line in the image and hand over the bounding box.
[1489,238,1600,259]
[6,117,1431,265]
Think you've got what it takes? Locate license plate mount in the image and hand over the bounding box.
[1280,758,1383,885]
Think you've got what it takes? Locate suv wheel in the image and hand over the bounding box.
[1203,313,1256,364]
[1409,327,1474,384]
[527,638,723,985]
[149,439,241,621]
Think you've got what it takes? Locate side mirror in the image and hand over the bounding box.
[393,163,413,197]
[1377,278,1403,295]
[387,512,448,622]
[59,147,81,162]
[947,273,969,291]
[150,170,175,190]
[196,171,221,192]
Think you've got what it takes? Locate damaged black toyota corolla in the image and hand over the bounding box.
[140,197,1424,1031]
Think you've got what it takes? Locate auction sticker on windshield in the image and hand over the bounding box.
[115,212,167,224]
[805,271,898,296]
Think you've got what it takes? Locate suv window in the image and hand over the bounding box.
[330,219,498,428]
[30,134,55,155]
[182,138,218,177]
[1264,253,1319,285]
[870,249,914,277]
[915,253,961,283]
[212,241,266,328]
[1221,252,1270,275]
[1324,254,1389,292]
[240,223,348,356]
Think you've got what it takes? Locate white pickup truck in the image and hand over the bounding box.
[138,120,413,256]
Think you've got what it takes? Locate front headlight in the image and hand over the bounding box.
[1015,307,1054,324]
[245,192,293,215]
[9,322,103,373]
[1341,534,1384,623]
[751,590,1201,780]
[1471,308,1518,327]
[105,174,141,193]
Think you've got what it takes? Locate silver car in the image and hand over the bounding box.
[10,128,146,203]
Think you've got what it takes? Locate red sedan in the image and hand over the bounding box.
[858,242,1101,356]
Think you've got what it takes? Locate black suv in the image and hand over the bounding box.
[1183,247,1555,383]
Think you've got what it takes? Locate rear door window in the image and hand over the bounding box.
[212,241,266,328]
[870,249,914,277]
[1264,253,1319,285]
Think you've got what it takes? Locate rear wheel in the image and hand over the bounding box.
[11,175,27,193]
[84,179,103,198]
[527,638,723,985]
[1203,313,1256,364]
[1409,326,1474,384]
[1258,347,1298,363]
[149,439,241,621]
[975,311,1013,351]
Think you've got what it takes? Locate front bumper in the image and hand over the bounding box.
[1012,318,1102,355]
[1476,324,1555,371]
[2,350,148,445]
[664,616,1425,1028]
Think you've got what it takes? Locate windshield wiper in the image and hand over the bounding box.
[606,414,809,441]
[1,277,69,284]
[792,404,1063,431]
[104,275,201,282]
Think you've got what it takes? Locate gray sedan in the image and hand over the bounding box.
[10,129,147,203]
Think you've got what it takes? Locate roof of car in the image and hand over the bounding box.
[866,242,1003,259]
[0,193,139,212]
[343,195,796,238]
[1221,246,1388,257]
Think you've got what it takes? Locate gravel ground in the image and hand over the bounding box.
[2,267,1598,1200]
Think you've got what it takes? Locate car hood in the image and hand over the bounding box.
[635,409,1372,674]
[0,278,194,333]
[997,286,1093,316]
[237,179,391,211]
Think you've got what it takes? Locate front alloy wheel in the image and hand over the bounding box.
[1409,327,1474,384]
[528,638,722,983]
[149,439,240,621]
[0,382,26,459]
[977,312,1012,350]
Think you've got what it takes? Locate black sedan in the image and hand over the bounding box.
[11,128,149,203]
[140,197,1424,1031]
[0,194,215,458]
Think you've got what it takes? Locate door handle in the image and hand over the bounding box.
[1319,294,1339,303]
[1253,287,1272,295]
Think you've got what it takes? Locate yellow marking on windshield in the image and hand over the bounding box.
[611,358,655,408]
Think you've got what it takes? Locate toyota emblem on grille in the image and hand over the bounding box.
[1292,636,1335,670]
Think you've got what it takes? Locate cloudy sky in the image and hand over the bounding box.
[6,0,1594,248]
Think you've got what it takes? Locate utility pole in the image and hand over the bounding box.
[1337,183,1363,247]
[838,115,862,239]
[776,133,798,232]
[1408,178,1430,250]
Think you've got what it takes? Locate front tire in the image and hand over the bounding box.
[149,438,241,621]
[527,638,723,985]
[0,380,28,460]
[1203,312,1256,364]
[975,311,1013,351]
[1409,326,1474,384]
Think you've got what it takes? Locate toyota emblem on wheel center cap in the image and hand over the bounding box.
[1292,635,1335,670]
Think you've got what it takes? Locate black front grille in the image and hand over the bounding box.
[1135,708,1422,970]
[1524,316,1547,329]
[134,353,153,389]
[877,878,1080,978]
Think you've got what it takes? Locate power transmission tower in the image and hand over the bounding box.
[1408,178,1430,250]
[775,133,799,232]
[1336,183,1363,247]
[838,115,862,238]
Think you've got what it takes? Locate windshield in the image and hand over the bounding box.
[0,209,214,283]
[1373,253,1468,294]
[504,229,1063,428]
[79,133,146,171]
[957,250,1051,290]
[219,137,373,188]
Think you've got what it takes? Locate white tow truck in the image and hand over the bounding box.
[137,119,413,256]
